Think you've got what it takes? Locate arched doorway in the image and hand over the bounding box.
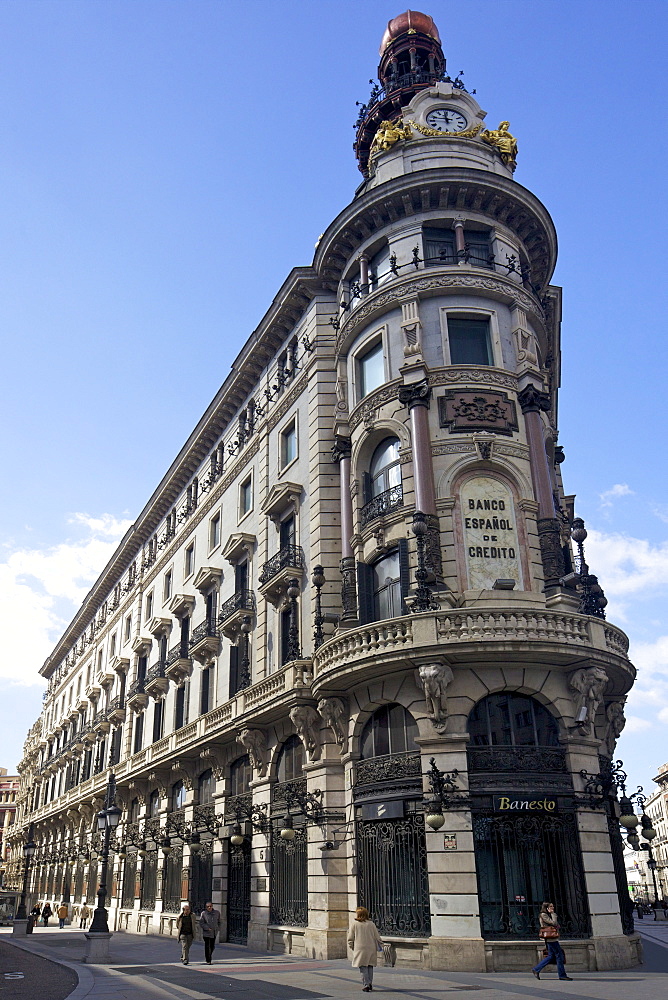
[227,755,252,944]
[354,704,431,937]
[468,693,590,939]
[270,735,308,927]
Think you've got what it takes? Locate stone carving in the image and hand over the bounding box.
[171,759,194,791]
[147,771,169,799]
[317,697,349,754]
[439,390,518,435]
[330,435,352,464]
[199,747,225,780]
[537,516,566,589]
[569,666,609,735]
[517,383,550,414]
[416,662,454,731]
[603,701,626,757]
[289,705,322,762]
[398,380,431,410]
[237,728,267,777]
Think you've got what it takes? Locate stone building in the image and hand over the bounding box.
[9,9,640,972]
[0,769,19,886]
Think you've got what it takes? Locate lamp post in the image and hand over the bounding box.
[619,788,665,918]
[411,512,438,612]
[286,579,302,661]
[13,824,36,932]
[88,772,121,934]
[312,565,326,649]
[570,518,607,618]
[238,616,252,689]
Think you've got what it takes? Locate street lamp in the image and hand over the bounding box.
[312,565,326,649]
[88,773,121,934]
[15,824,36,922]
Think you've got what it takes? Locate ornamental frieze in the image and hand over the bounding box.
[439,390,518,436]
[337,271,543,348]
[429,368,518,391]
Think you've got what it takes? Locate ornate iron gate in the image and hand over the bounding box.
[190,843,213,916]
[73,861,85,902]
[140,852,158,910]
[86,862,98,904]
[122,852,137,909]
[227,839,251,943]
[162,846,183,913]
[356,813,431,937]
[270,825,307,926]
[472,811,591,939]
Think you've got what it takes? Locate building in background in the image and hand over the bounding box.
[0,769,19,886]
[8,10,640,971]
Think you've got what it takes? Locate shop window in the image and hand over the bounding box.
[468,693,559,747]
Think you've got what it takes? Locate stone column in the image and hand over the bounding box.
[331,436,357,622]
[398,381,437,516]
[453,218,466,259]
[517,384,565,588]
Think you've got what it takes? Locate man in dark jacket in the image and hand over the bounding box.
[199,902,221,964]
[177,904,195,964]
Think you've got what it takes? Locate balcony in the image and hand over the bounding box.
[165,640,193,684]
[126,677,148,711]
[145,661,170,700]
[217,590,256,640]
[107,695,126,725]
[92,711,111,735]
[189,619,222,664]
[259,545,306,606]
[360,484,403,528]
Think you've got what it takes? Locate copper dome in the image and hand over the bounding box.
[379,10,441,55]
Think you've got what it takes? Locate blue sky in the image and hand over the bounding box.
[1,0,667,797]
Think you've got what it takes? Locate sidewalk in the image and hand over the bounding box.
[2,924,667,1000]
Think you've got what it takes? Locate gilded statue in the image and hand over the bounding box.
[481,121,518,170]
[409,119,483,139]
[369,119,413,159]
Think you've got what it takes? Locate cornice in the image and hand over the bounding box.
[313,167,558,292]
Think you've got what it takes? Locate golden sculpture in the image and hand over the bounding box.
[369,119,414,158]
[480,121,518,170]
[408,119,483,139]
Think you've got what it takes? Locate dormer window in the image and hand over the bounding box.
[423,226,492,268]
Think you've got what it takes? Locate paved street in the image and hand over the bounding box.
[2,925,667,1000]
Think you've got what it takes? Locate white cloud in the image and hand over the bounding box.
[599,483,634,509]
[0,514,133,686]
[584,530,668,600]
[658,707,668,725]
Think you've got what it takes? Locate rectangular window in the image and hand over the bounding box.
[209,512,221,550]
[281,422,297,468]
[235,560,248,594]
[358,340,384,398]
[447,317,493,366]
[184,543,195,579]
[124,615,132,643]
[133,713,144,755]
[200,666,212,716]
[424,227,491,268]
[110,633,117,658]
[163,570,173,602]
[145,591,154,623]
[97,649,103,671]
[152,701,164,744]
[240,477,253,517]
[280,515,295,550]
[174,685,185,731]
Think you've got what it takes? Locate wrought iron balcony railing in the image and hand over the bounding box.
[360,484,404,527]
[108,696,124,713]
[127,677,146,699]
[188,619,220,649]
[166,640,190,666]
[218,589,256,625]
[259,544,305,585]
[355,751,421,787]
[146,662,166,683]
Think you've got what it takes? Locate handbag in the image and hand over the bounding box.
[539,925,559,939]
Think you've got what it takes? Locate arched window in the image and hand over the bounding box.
[360,703,419,759]
[171,779,186,811]
[229,755,252,796]
[276,734,304,782]
[129,797,140,824]
[149,789,160,817]
[369,438,401,498]
[372,550,402,621]
[468,693,559,747]
[198,768,214,804]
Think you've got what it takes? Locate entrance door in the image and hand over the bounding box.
[473,811,591,938]
[356,813,431,937]
[227,839,251,944]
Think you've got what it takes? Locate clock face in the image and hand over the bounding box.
[425,108,468,132]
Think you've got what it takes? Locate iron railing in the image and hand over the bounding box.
[355,751,421,787]
[127,678,146,700]
[360,485,404,527]
[140,851,158,910]
[162,845,183,914]
[270,823,307,927]
[108,695,124,713]
[218,590,256,625]
[166,640,190,666]
[227,839,251,943]
[259,545,305,585]
[146,662,166,683]
[188,619,219,648]
[121,851,137,909]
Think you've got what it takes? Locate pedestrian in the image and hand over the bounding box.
[57,902,68,929]
[347,906,383,992]
[79,903,91,929]
[531,902,572,981]
[41,902,52,926]
[31,903,41,919]
[199,901,221,964]
[177,903,195,965]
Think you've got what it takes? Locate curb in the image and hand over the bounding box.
[3,935,95,1000]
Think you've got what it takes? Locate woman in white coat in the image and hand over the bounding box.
[348,906,383,992]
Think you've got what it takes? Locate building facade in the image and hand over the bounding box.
[0,769,19,886]
[9,10,640,972]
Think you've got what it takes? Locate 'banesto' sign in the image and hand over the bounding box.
[493,795,558,812]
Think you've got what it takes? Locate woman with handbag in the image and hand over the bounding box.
[531,902,572,981]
